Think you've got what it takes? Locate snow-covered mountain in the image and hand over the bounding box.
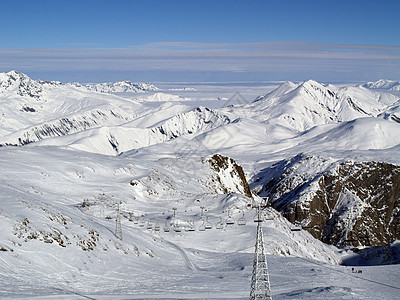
[246,79,400,131]
[73,80,159,93]
[1,72,400,298]
[0,71,144,145]
[192,80,400,161]
[0,70,50,99]
[363,79,400,91]
[0,71,223,149]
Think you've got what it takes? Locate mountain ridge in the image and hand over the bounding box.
[247,79,399,131]
[73,80,159,93]
[363,79,400,91]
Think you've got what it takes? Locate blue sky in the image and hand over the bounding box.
[1,0,399,82]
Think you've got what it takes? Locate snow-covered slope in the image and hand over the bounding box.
[297,117,400,151]
[0,146,344,298]
[363,79,400,91]
[34,106,231,155]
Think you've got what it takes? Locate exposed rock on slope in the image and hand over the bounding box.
[128,154,253,202]
[253,154,400,247]
[207,154,252,198]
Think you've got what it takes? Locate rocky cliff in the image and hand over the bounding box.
[253,154,400,247]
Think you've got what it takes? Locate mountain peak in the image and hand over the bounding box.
[1,70,28,82]
[298,79,329,91]
[0,70,43,99]
[301,79,322,85]
[6,70,20,77]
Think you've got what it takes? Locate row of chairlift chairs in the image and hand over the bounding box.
[127,210,249,233]
[127,207,275,233]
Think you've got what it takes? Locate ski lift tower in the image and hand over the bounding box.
[115,201,123,240]
[250,201,272,300]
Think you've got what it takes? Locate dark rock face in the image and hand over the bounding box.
[253,155,400,247]
[208,154,253,198]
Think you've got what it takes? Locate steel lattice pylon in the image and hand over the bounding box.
[250,207,272,300]
[115,202,123,240]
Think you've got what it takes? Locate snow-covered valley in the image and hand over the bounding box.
[1,71,400,299]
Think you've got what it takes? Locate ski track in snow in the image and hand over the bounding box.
[163,239,204,271]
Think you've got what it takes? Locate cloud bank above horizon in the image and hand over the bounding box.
[1,41,399,83]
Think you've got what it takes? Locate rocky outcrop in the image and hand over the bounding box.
[253,155,400,247]
[128,154,253,202]
[207,154,252,198]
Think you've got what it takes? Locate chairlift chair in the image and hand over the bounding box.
[263,214,274,221]
[147,222,153,230]
[226,217,235,225]
[204,217,213,229]
[198,223,206,231]
[174,224,182,232]
[253,209,263,223]
[163,221,170,232]
[216,217,224,229]
[291,221,302,231]
[205,222,213,230]
[225,210,235,225]
[154,222,160,231]
[237,211,246,226]
[186,220,196,232]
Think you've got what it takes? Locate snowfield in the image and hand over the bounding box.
[0,71,400,299]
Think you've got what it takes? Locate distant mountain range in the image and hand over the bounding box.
[363,79,400,91]
[72,80,159,93]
